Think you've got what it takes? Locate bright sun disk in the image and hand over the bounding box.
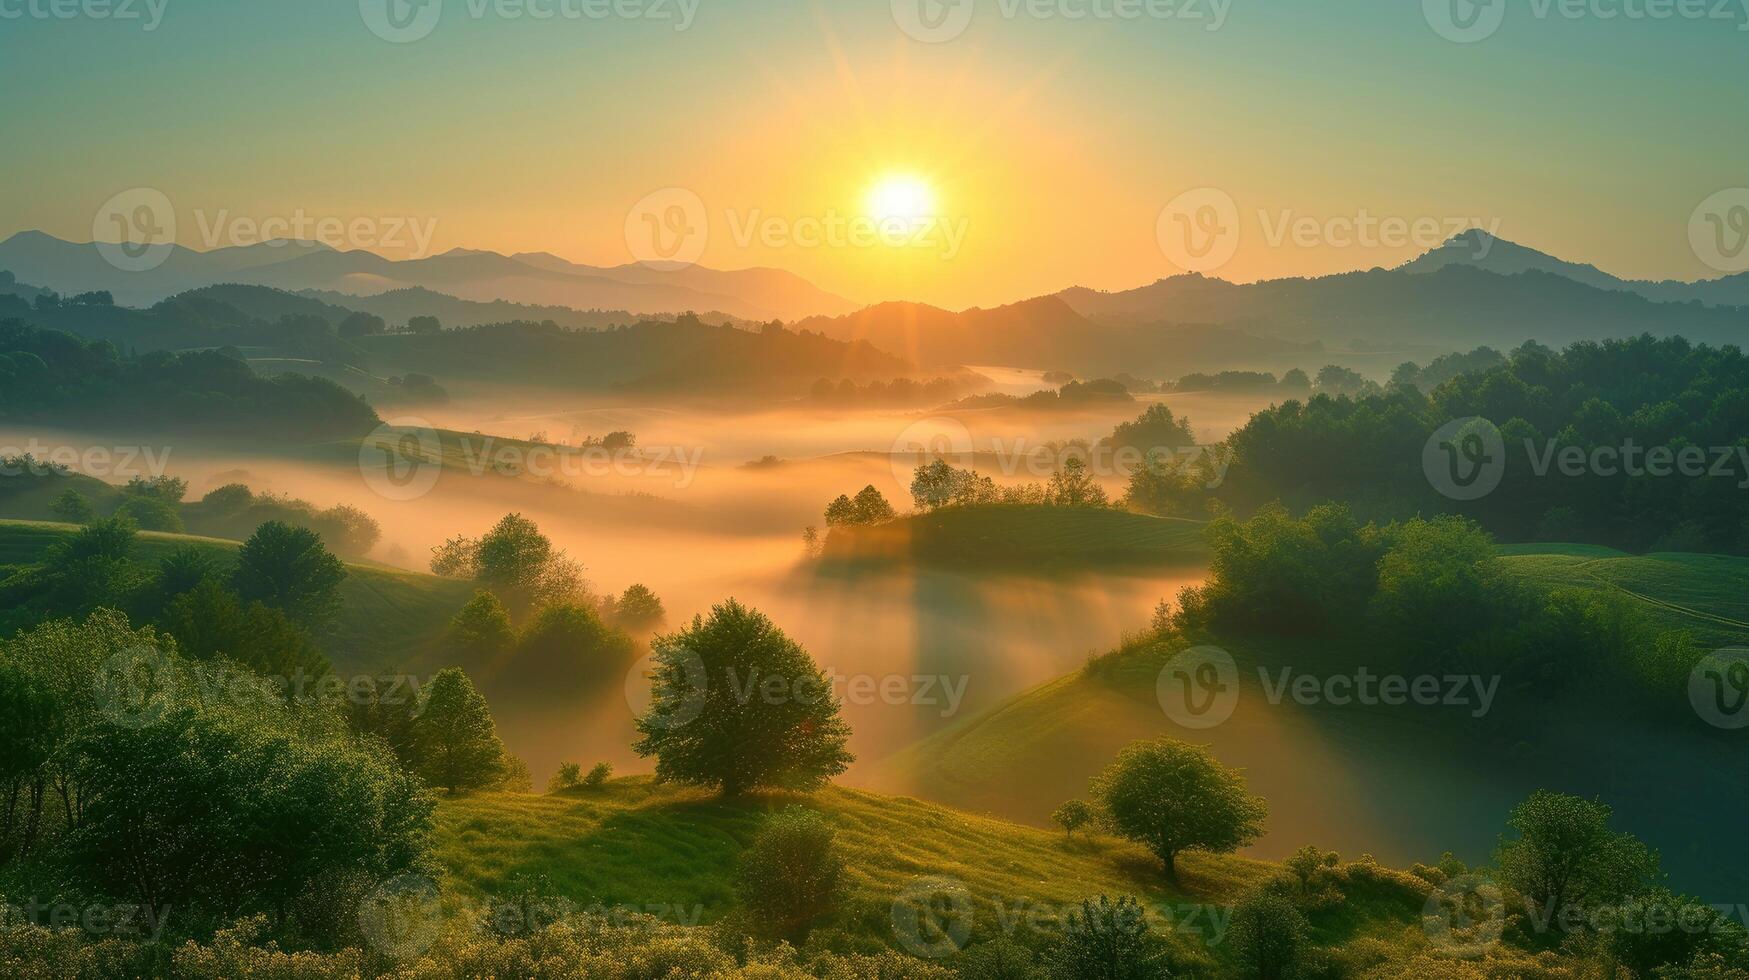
[866,176,936,225]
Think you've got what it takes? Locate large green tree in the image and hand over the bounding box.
[1496,790,1660,919]
[633,599,852,796]
[231,521,346,628]
[412,668,511,795]
[1091,738,1267,880]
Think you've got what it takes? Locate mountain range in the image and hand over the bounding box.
[0,231,859,322]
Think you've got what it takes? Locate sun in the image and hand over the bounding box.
[866,175,937,227]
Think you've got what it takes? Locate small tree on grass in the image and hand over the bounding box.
[583,761,613,787]
[1053,799,1094,839]
[446,590,515,661]
[413,668,510,794]
[611,583,665,632]
[633,599,852,796]
[1091,738,1267,881]
[735,807,844,942]
[1228,892,1309,980]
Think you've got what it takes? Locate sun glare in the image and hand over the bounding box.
[866,175,936,226]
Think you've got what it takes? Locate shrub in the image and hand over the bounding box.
[1048,896,1170,979]
[583,761,613,787]
[547,762,582,793]
[735,807,845,942]
[1227,892,1310,980]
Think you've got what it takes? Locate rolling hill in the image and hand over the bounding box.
[433,775,1442,968]
[0,519,475,672]
[0,231,858,321]
[868,543,1749,901]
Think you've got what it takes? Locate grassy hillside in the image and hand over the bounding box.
[868,544,1749,900]
[434,776,1431,963]
[0,519,475,672]
[821,506,1207,570]
[1499,546,1749,648]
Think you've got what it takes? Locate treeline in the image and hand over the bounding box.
[1121,503,1703,721]
[32,472,382,558]
[1218,335,1749,552]
[944,378,1132,411]
[0,319,379,438]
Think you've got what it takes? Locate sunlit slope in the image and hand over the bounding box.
[1497,546,1749,648]
[433,776,1430,957]
[821,506,1207,569]
[0,519,474,670]
[867,544,1749,902]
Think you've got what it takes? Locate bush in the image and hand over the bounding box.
[112,494,183,532]
[1048,896,1171,979]
[583,761,613,787]
[547,761,582,793]
[735,807,845,942]
[1227,892,1310,980]
[50,488,93,524]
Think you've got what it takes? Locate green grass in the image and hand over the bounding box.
[0,519,476,672]
[821,506,1207,570]
[1499,547,1749,648]
[433,777,1421,959]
